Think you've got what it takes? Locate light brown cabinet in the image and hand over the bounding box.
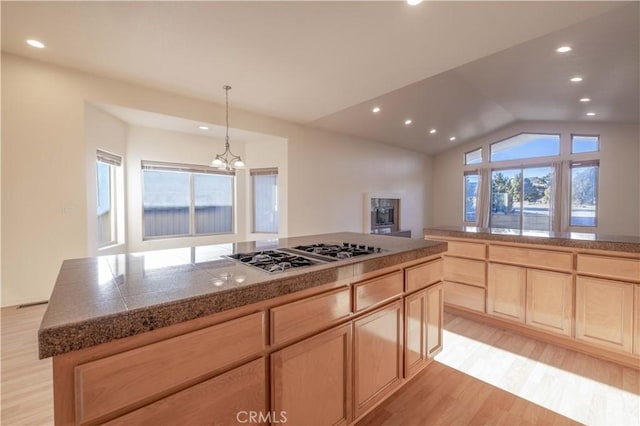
[106,357,267,426]
[353,300,403,419]
[271,323,352,426]
[635,286,640,355]
[487,263,526,323]
[426,283,444,358]
[576,276,634,353]
[488,264,573,334]
[526,269,573,336]
[404,289,427,378]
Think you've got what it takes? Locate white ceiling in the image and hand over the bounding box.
[2,1,637,155]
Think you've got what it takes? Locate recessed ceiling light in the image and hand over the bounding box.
[26,39,45,49]
[407,0,423,5]
[570,76,583,83]
[404,119,412,125]
[198,125,209,130]
[449,136,456,141]
[586,112,596,116]
[429,129,437,134]
[556,46,572,53]
[372,107,381,113]
[579,98,591,102]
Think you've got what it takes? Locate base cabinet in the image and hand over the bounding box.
[576,276,634,353]
[353,300,403,419]
[106,357,267,426]
[487,263,526,323]
[271,323,352,426]
[426,283,444,358]
[526,269,573,336]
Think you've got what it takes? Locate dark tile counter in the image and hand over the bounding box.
[39,232,447,358]
[424,226,640,253]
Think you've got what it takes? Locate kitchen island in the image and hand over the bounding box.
[39,232,447,425]
[424,226,640,369]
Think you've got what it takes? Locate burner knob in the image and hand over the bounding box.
[343,242,349,247]
[367,246,374,251]
[359,244,366,249]
[376,247,381,253]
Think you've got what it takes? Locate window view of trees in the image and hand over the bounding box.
[490,167,552,231]
[464,173,478,222]
[571,163,598,226]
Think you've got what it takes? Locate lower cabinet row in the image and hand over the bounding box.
[487,263,637,354]
[106,285,443,426]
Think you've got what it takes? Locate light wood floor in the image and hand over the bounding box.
[1,306,638,426]
[359,312,640,426]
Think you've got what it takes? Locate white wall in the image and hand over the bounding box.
[432,121,640,236]
[1,53,430,306]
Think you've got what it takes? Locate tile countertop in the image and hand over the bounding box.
[424,226,640,253]
[38,232,447,359]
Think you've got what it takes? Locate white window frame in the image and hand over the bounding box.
[96,150,121,248]
[251,168,279,234]
[141,161,236,240]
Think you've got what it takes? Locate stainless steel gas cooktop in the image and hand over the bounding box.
[227,242,382,273]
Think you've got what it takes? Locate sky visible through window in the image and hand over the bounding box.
[491,134,560,162]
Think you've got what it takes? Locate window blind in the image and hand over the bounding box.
[96,149,122,167]
[250,167,278,176]
[141,160,235,176]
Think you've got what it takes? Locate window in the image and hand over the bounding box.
[96,150,122,247]
[570,161,599,227]
[490,133,560,162]
[252,168,278,233]
[142,161,234,238]
[490,166,552,231]
[572,135,599,154]
[465,148,482,165]
[464,171,478,223]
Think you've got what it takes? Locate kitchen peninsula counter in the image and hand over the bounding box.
[424,225,640,369]
[38,232,446,358]
[41,232,449,426]
[424,226,640,253]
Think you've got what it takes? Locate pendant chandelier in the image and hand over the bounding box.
[211,85,245,171]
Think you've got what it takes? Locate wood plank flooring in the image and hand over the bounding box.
[1,304,53,426]
[358,312,640,426]
[1,306,638,425]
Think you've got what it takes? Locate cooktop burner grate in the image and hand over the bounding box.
[227,250,322,273]
[290,242,382,260]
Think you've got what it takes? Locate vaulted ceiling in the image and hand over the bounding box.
[2,1,637,155]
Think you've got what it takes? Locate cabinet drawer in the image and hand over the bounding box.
[105,358,267,426]
[447,241,486,259]
[577,254,640,283]
[354,271,403,312]
[405,259,442,292]
[443,281,485,312]
[489,245,572,272]
[443,257,485,287]
[271,287,351,345]
[75,312,265,424]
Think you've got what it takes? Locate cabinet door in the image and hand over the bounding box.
[426,282,444,358]
[487,263,526,323]
[526,269,573,336]
[635,285,640,355]
[404,289,427,378]
[353,300,403,419]
[576,276,633,353]
[106,358,267,426]
[271,323,352,426]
